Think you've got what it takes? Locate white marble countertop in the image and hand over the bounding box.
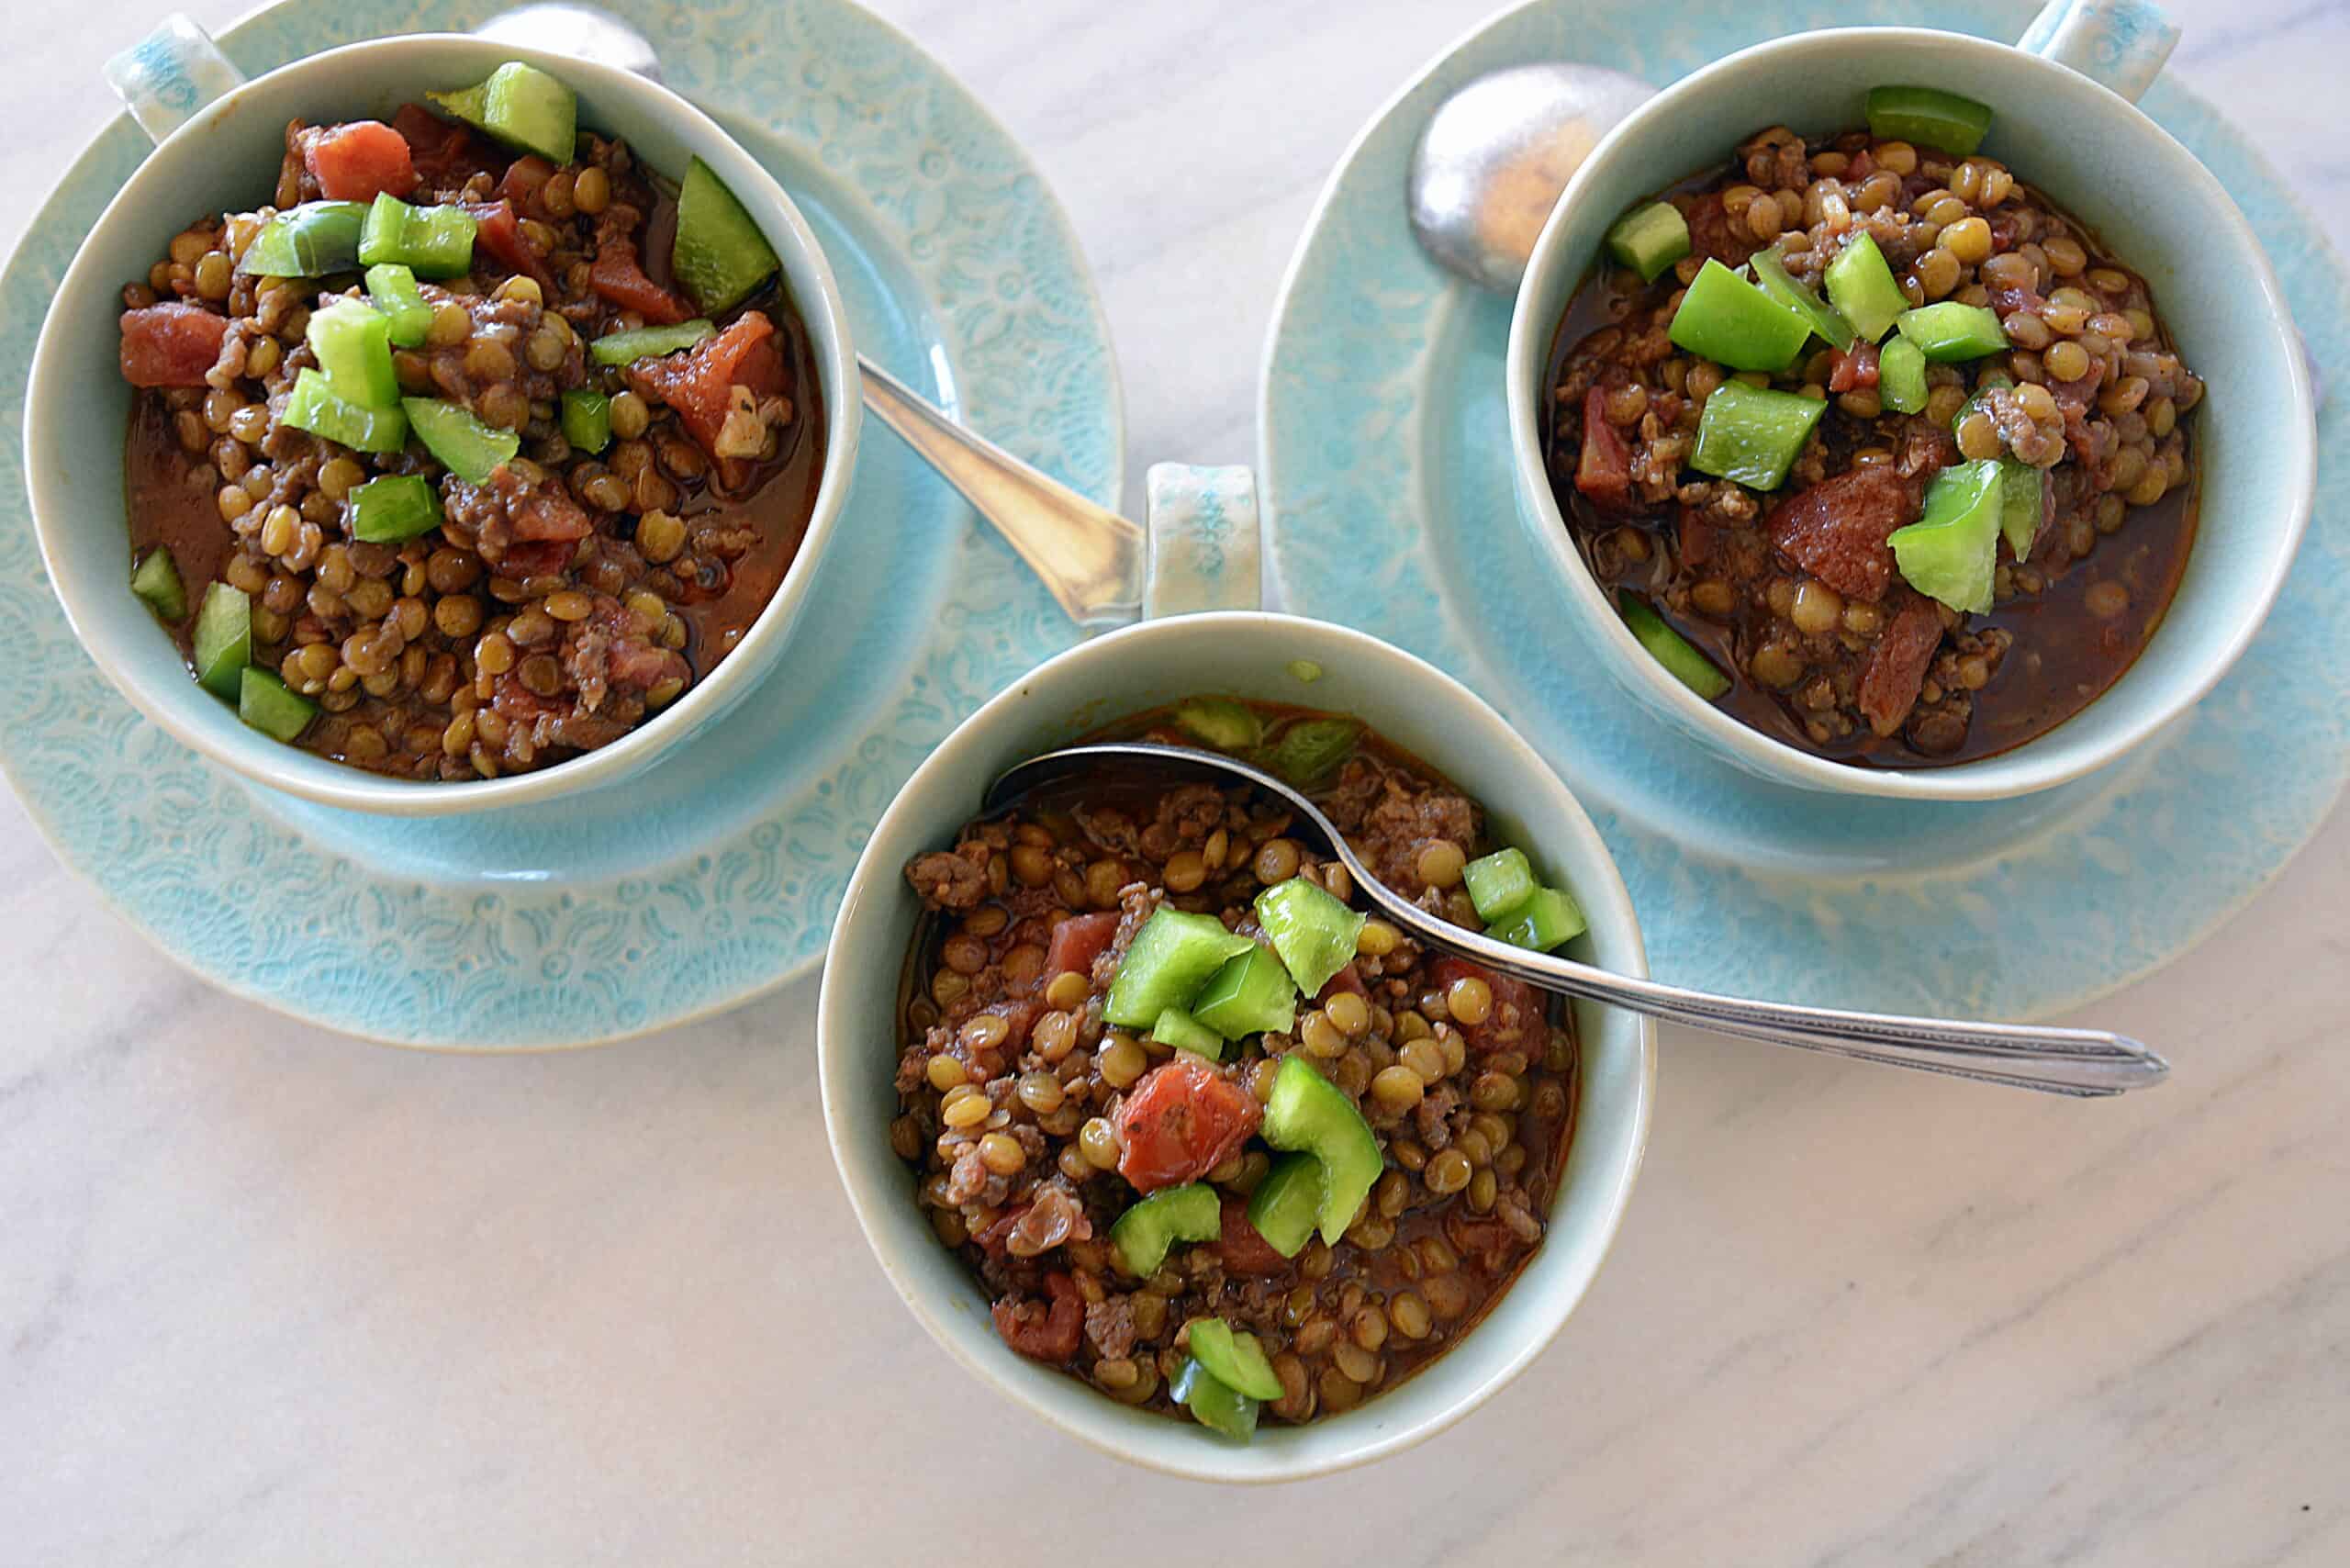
[6,1,2346,1562]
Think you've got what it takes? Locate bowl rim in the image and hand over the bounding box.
[23,30,863,818]
[1502,24,2319,802]
[816,610,1659,1483]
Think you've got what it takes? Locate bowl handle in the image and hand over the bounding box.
[2017,0,2179,104]
[1143,463,1261,618]
[103,12,248,147]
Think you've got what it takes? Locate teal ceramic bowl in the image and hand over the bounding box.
[25,32,860,816]
[820,603,1655,1482]
[1505,26,2317,801]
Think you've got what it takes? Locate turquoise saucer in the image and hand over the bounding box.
[0,0,1122,1047]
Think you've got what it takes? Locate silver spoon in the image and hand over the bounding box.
[476,5,1147,626]
[986,742,2168,1097]
[1406,62,1654,292]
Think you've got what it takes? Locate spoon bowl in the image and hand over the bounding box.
[1405,62,1654,292]
[990,741,2168,1097]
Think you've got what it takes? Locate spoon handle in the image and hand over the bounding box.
[856,355,1145,628]
[1403,915,2164,1097]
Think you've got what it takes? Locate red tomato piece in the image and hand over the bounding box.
[1045,911,1121,987]
[118,302,229,387]
[391,104,488,186]
[1828,342,1880,394]
[1216,1195,1290,1276]
[496,539,575,579]
[1113,1058,1262,1194]
[991,1271,1082,1362]
[1427,957,1546,1056]
[1575,385,1635,509]
[624,311,789,485]
[298,120,418,202]
[588,233,694,325]
[1315,962,1368,1005]
[458,200,554,290]
[490,465,594,543]
[497,155,555,213]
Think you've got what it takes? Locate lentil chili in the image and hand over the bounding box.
[117,92,825,779]
[892,701,1580,1432]
[1547,124,2201,766]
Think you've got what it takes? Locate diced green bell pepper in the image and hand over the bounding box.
[1822,233,1909,344]
[1151,1006,1225,1061]
[1750,246,1855,353]
[1888,459,2005,614]
[236,200,369,278]
[589,319,717,366]
[129,546,185,622]
[1865,84,1995,157]
[1668,258,1810,373]
[1261,1056,1382,1246]
[1897,302,2009,363]
[282,369,408,454]
[237,666,318,743]
[1256,717,1360,788]
[1619,594,1731,700]
[1171,697,1263,752]
[1169,1354,1259,1441]
[1998,458,2045,562]
[1190,945,1297,1040]
[357,193,477,279]
[1108,1182,1221,1276]
[191,582,251,700]
[348,474,444,544]
[1244,1152,1325,1260]
[672,156,781,315]
[428,61,578,164]
[1463,847,1536,924]
[364,263,434,347]
[306,297,398,409]
[560,388,611,454]
[1690,379,1827,491]
[401,398,520,484]
[1876,334,1929,414]
[1254,878,1366,999]
[1102,908,1256,1028]
[1487,885,1587,952]
[1606,200,1691,283]
[1184,1319,1284,1401]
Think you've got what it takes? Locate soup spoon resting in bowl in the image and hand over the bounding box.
[987,742,2169,1098]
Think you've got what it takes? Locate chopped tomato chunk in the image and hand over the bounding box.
[118,302,229,388]
[1046,911,1121,987]
[991,1271,1083,1362]
[1315,962,1368,1005]
[391,104,487,186]
[496,155,555,214]
[298,120,417,202]
[1766,465,1923,603]
[1427,957,1545,1056]
[589,233,693,325]
[1857,597,1944,736]
[1575,385,1635,509]
[1113,1058,1262,1193]
[1828,342,1880,394]
[490,465,593,543]
[624,310,790,484]
[1216,1195,1290,1276]
[458,199,554,290]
